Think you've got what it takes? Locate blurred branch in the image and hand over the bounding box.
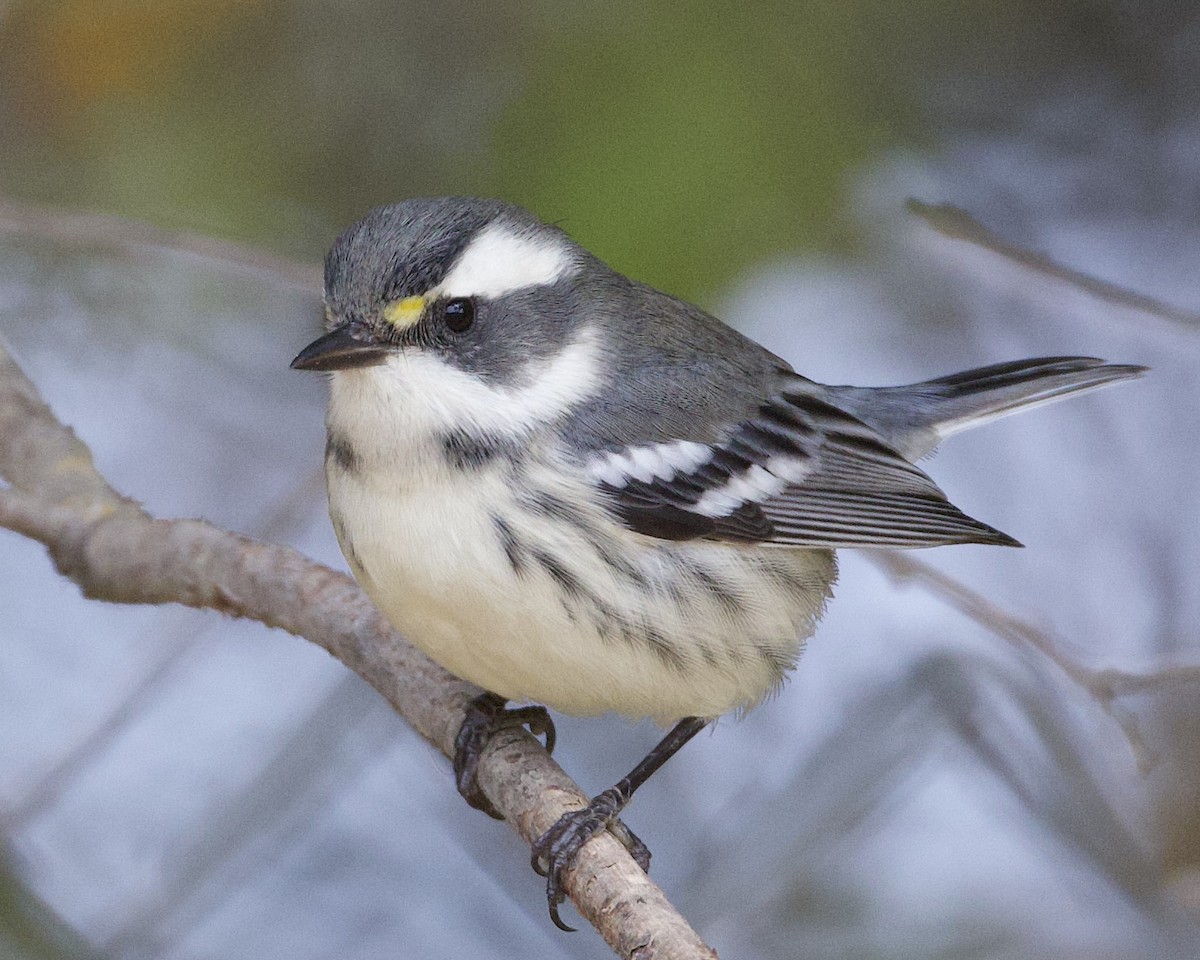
[0,198,321,292]
[0,343,716,959]
[907,199,1200,329]
[869,549,1200,771]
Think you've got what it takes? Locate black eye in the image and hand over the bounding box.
[443,298,475,333]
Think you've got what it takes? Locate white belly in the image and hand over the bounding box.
[322,362,836,721]
[328,458,836,722]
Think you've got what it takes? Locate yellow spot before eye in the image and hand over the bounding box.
[383,296,426,329]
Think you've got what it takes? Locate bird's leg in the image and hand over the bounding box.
[454,691,556,820]
[531,716,709,931]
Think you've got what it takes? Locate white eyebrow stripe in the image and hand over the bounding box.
[433,222,578,300]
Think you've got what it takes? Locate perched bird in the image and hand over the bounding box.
[291,196,1143,928]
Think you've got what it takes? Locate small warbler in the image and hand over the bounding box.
[292,197,1144,928]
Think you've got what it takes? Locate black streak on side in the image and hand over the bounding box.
[491,514,526,575]
[532,548,583,597]
[675,556,746,618]
[531,548,583,625]
[637,625,687,671]
[531,545,689,673]
[697,642,721,668]
[441,429,510,470]
[525,489,649,587]
[753,642,796,686]
[326,432,361,475]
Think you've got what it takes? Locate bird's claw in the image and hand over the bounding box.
[454,692,556,820]
[531,788,651,932]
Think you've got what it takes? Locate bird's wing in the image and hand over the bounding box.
[584,380,1018,549]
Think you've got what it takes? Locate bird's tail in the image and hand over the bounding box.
[826,357,1147,461]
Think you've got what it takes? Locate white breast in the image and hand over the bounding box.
[324,360,837,722]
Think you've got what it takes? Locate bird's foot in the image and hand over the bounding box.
[530,787,651,932]
[454,692,556,820]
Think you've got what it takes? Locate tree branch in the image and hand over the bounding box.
[0,341,718,959]
[906,199,1200,330]
[0,199,320,291]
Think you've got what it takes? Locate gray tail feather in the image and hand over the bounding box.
[827,357,1147,461]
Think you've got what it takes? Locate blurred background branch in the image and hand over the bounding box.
[906,201,1200,331]
[0,200,321,292]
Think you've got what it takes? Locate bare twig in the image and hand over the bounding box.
[0,199,321,292]
[0,342,717,959]
[907,199,1200,329]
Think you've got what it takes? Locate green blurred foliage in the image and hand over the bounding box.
[489,1,901,297]
[0,0,1175,302]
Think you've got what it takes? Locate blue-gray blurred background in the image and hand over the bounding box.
[1,2,1198,958]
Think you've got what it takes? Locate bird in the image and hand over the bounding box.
[290,196,1144,929]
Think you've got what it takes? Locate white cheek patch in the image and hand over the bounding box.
[433,221,577,300]
[330,329,602,449]
[413,332,598,434]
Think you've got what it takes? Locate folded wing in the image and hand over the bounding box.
[585,379,1019,549]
